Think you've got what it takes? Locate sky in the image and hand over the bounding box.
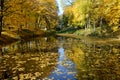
[56,0,73,15]
[56,0,64,15]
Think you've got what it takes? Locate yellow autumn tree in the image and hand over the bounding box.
[63,5,73,27]
[2,0,58,31]
[37,0,58,30]
[64,0,91,28]
[64,0,120,35]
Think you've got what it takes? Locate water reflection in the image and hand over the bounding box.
[0,37,59,79]
[48,37,77,80]
[0,36,120,80]
[65,38,120,80]
[0,46,3,55]
[58,47,64,61]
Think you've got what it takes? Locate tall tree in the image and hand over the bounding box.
[64,0,120,34]
[0,0,4,36]
[2,0,58,31]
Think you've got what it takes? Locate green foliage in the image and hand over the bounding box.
[22,29,33,33]
[57,27,78,34]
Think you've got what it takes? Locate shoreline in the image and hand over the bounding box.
[0,29,45,46]
[0,31,120,46]
[56,33,120,44]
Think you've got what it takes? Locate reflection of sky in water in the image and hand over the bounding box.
[48,46,77,80]
[58,47,64,61]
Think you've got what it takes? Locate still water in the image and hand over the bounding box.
[0,36,120,80]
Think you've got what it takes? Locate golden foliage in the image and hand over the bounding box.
[2,0,58,31]
[64,0,120,31]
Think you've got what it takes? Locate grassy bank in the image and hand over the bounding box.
[0,34,18,45]
[56,27,120,44]
[0,29,47,45]
[57,27,120,39]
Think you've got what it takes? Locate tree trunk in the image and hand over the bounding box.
[85,23,87,31]
[93,21,96,32]
[44,15,50,30]
[0,17,2,36]
[100,17,103,34]
[0,0,4,36]
[38,16,41,28]
[87,13,91,29]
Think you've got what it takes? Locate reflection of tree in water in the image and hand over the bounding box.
[0,37,59,79]
[0,52,59,79]
[65,38,120,80]
[48,37,77,80]
[85,43,120,80]
[0,46,3,55]
[1,37,58,54]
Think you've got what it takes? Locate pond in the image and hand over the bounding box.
[0,36,120,80]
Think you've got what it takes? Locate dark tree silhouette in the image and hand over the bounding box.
[0,0,4,36]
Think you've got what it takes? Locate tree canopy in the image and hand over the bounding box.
[63,0,120,34]
[0,0,59,34]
